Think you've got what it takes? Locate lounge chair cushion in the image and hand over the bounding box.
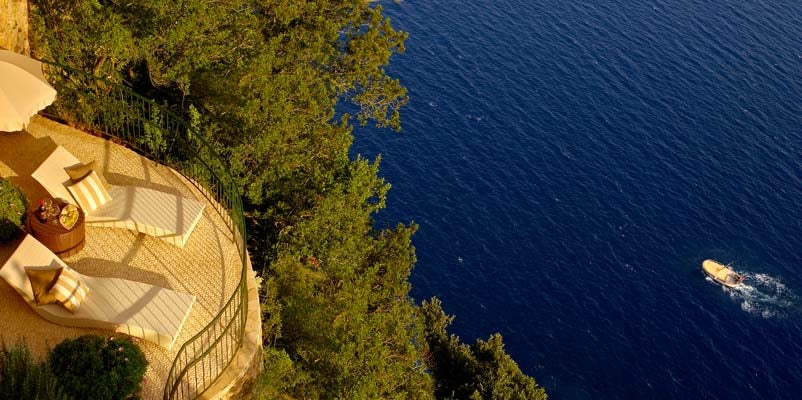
[49,266,89,312]
[64,160,111,189]
[89,185,205,248]
[25,265,62,305]
[32,146,81,204]
[33,146,206,248]
[67,171,112,212]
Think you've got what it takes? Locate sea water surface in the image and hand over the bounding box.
[353,1,802,398]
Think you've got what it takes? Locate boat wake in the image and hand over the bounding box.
[723,273,797,318]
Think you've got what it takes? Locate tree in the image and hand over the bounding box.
[422,298,547,400]
[261,158,433,398]
[30,0,138,80]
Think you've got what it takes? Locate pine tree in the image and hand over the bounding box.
[422,298,547,400]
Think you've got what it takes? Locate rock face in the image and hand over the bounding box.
[0,0,29,54]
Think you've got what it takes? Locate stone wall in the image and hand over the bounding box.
[0,0,29,54]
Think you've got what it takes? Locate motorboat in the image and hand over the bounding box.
[702,259,744,288]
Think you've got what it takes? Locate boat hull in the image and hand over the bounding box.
[702,259,743,288]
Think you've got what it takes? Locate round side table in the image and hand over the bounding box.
[28,206,85,257]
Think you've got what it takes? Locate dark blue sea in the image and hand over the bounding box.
[353,1,802,398]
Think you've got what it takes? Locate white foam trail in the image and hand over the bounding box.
[725,272,797,319]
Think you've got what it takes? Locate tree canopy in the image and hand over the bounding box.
[422,299,547,400]
[29,0,547,398]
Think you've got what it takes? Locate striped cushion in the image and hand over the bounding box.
[67,171,111,212]
[49,267,88,313]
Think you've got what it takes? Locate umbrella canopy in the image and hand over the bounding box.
[0,50,57,132]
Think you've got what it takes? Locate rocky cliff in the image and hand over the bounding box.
[0,0,29,54]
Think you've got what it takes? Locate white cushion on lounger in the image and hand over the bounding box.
[31,145,77,204]
[88,185,204,248]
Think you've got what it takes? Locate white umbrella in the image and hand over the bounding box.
[0,50,57,132]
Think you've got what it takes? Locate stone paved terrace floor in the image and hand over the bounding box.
[0,116,242,399]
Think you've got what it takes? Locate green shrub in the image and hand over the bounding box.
[0,178,27,243]
[0,342,70,400]
[48,335,147,400]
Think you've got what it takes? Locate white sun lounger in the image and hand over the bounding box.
[32,146,205,247]
[0,235,195,350]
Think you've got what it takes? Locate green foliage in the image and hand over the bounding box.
[0,342,69,400]
[30,0,139,80]
[0,179,27,243]
[47,335,147,400]
[139,104,169,157]
[262,157,434,399]
[251,348,310,400]
[422,298,547,400]
[128,0,262,94]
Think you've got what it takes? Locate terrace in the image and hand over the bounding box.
[0,65,261,398]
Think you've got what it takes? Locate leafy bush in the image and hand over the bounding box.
[0,342,70,400]
[0,178,27,243]
[48,335,147,400]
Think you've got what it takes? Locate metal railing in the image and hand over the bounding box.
[40,62,250,400]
